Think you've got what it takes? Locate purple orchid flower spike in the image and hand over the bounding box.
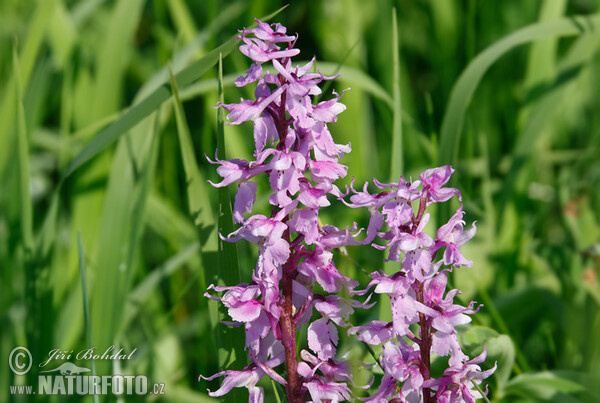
[343,168,495,402]
[203,18,493,403]
[202,19,380,403]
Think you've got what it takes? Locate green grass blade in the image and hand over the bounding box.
[90,0,144,121]
[524,0,567,91]
[121,241,200,331]
[61,40,236,181]
[14,0,57,92]
[0,83,17,181]
[35,189,60,259]
[136,2,245,102]
[124,113,162,280]
[382,9,403,282]
[71,0,104,27]
[170,47,245,400]
[168,62,222,379]
[61,7,287,181]
[216,54,241,287]
[258,4,289,23]
[214,51,245,402]
[0,0,57,180]
[180,73,239,100]
[59,63,73,168]
[311,61,417,128]
[170,56,240,396]
[48,0,77,69]
[313,39,360,105]
[77,232,99,403]
[166,0,198,42]
[314,62,393,109]
[168,64,215,232]
[90,111,160,375]
[390,8,403,180]
[13,43,33,251]
[71,112,120,142]
[516,34,600,158]
[438,13,600,165]
[272,379,283,403]
[146,192,199,245]
[498,34,600,223]
[66,0,145,302]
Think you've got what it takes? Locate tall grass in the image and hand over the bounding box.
[1,0,599,401]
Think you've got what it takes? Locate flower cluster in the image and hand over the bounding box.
[202,20,377,402]
[201,19,495,403]
[345,166,495,401]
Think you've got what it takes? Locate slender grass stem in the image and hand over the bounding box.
[473,379,492,403]
[77,233,99,403]
[271,379,283,403]
[390,8,403,180]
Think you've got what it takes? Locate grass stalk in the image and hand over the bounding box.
[390,8,403,180]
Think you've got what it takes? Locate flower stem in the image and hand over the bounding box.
[281,254,302,402]
[271,68,303,403]
[417,281,434,403]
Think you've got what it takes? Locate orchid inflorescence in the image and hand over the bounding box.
[201,19,495,402]
[344,168,496,402]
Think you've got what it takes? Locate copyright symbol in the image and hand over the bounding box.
[9,347,32,375]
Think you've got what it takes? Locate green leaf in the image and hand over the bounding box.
[460,326,515,393]
[503,370,600,401]
[487,334,516,392]
[439,13,600,165]
[460,325,500,348]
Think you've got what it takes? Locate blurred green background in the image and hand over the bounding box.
[1,0,600,401]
